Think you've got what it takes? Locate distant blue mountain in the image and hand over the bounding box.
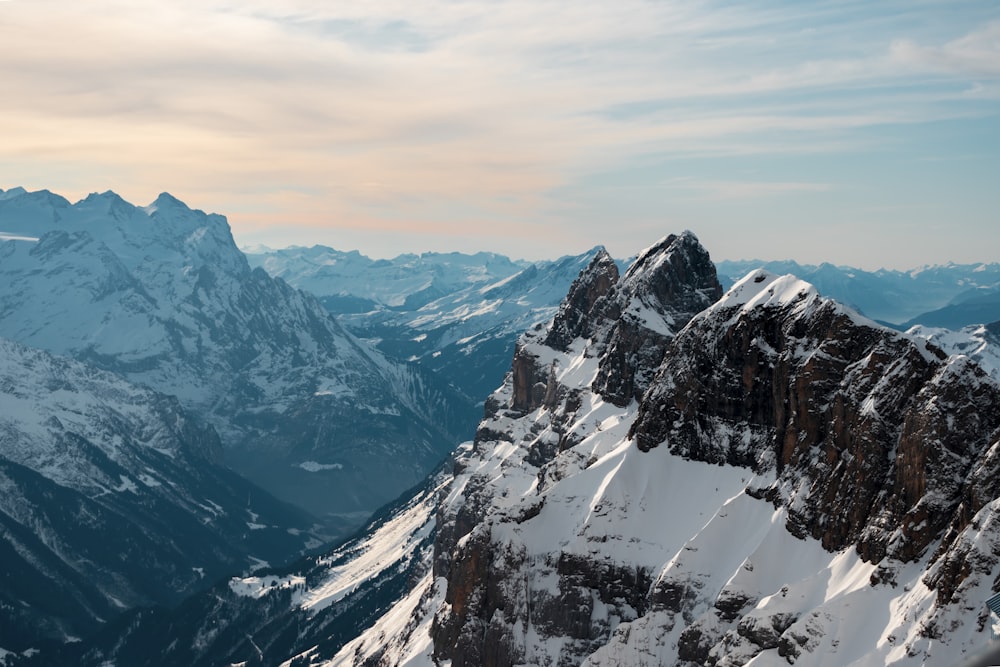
[897,285,1000,330]
[716,259,1000,326]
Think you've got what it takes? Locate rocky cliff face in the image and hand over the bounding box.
[321,235,1000,667]
[631,270,1000,565]
[0,188,471,527]
[423,233,732,667]
[591,232,722,406]
[510,232,721,417]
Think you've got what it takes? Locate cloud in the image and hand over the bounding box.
[0,1,997,261]
[891,21,1000,76]
[667,179,834,200]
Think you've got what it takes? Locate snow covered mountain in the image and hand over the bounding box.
[244,244,529,311]
[44,232,1000,667]
[716,259,1000,326]
[0,337,317,655]
[255,248,1000,410]
[248,243,619,407]
[907,322,1000,384]
[325,236,1000,667]
[345,250,616,404]
[0,187,473,529]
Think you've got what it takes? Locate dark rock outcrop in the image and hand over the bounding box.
[630,271,1000,566]
[544,249,620,352]
[435,264,1000,667]
[592,232,723,406]
[509,232,722,415]
[431,233,724,667]
[131,238,998,667]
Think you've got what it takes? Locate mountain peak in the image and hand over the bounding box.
[77,190,136,220]
[82,190,126,202]
[618,231,721,308]
[621,231,698,279]
[590,245,612,263]
[591,231,722,405]
[712,269,819,314]
[144,191,190,215]
[0,186,28,200]
[543,247,620,351]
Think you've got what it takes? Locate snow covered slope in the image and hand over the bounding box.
[0,187,473,526]
[0,337,316,654]
[40,232,1000,667]
[907,323,1000,384]
[323,237,1000,667]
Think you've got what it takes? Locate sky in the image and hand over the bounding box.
[1,0,998,268]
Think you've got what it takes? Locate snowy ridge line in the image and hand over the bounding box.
[320,238,1000,667]
[715,258,1000,326]
[908,323,1000,384]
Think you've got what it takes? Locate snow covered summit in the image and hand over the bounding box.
[0,188,472,527]
[324,234,1000,667]
[14,220,1000,667]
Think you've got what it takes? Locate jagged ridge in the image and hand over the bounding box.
[0,188,473,526]
[24,230,1000,667]
[326,237,1000,667]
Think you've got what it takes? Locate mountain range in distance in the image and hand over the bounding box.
[0,186,474,533]
[246,242,1000,330]
[244,243,1000,410]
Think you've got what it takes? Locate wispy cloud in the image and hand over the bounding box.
[667,178,834,200]
[891,20,1000,76]
[0,1,997,263]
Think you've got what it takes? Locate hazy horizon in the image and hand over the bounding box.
[3,182,997,273]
